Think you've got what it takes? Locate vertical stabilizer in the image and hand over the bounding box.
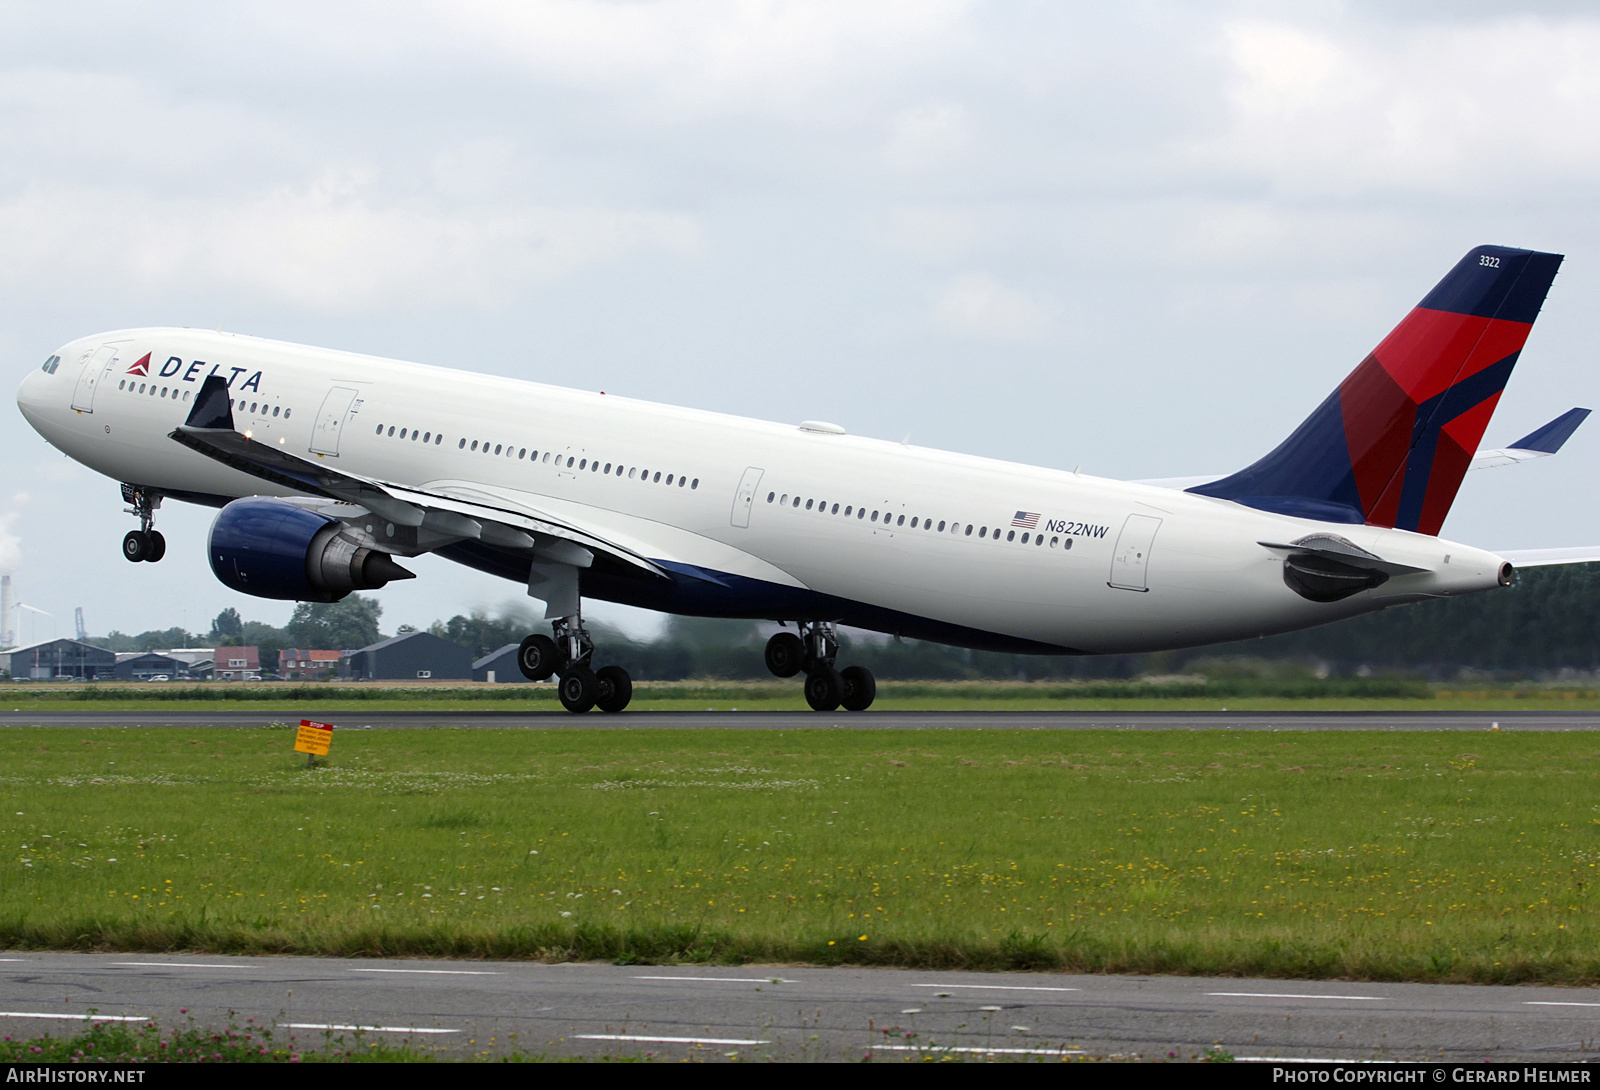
[1189,245,1563,534]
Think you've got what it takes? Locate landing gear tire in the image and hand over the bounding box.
[765,632,805,678]
[518,634,560,681]
[840,665,876,711]
[558,666,598,713]
[595,665,633,713]
[122,531,150,563]
[145,531,166,563]
[804,665,844,712]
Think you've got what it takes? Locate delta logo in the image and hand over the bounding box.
[123,353,266,392]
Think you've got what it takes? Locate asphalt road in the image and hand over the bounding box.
[1,953,1597,1062]
[0,708,1594,730]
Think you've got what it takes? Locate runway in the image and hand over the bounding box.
[1,952,1597,1061]
[0,708,1595,730]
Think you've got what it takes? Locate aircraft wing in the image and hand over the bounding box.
[1138,408,1590,489]
[169,374,667,578]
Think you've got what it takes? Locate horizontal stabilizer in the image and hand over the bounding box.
[1147,406,1588,486]
[1497,547,1600,568]
[1512,406,1590,452]
[1470,407,1590,470]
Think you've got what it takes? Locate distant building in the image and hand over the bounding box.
[165,649,217,679]
[345,632,471,681]
[473,643,541,684]
[114,652,187,681]
[212,646,260,680]
[280,649,342,680]
[0,639,116,680]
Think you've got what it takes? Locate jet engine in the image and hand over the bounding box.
[208,497,414,602]
[1278,533,1390,603]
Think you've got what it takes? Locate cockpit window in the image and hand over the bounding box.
[41,355,60,374]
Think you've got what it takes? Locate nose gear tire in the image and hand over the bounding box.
[122,531,150,563]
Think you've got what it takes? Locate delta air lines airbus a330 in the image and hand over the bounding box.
[15,246,1599,713]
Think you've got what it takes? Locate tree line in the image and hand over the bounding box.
[82,563,1600,680]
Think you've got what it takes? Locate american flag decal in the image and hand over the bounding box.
[1011,511,1039,529]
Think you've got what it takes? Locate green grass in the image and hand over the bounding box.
[2,726,1599,983]
[0,1014,441,1062]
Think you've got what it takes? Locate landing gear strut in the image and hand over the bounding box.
[120,484,165,563]
[517,604,632,714]
[767,621,876,712]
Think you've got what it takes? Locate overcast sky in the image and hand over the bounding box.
[4,0,1599,644]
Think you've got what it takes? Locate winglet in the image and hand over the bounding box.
[183,374,235,431]
[1510,406,1590,454]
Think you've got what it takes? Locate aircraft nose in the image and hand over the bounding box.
[16,365,48,425]
[17,349,68,431]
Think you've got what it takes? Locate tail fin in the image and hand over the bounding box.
[1188,245,1563,535]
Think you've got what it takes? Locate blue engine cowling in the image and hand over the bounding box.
[208,497,414,602]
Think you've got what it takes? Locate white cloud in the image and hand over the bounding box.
[873,205,979,262]
[881,103,977,170]
[0,493,29,575]
[0,68,303,194]
[933,271,1046,341]
[1199,16,1600,197]
[427,0,972,120]
[0,178,701,314]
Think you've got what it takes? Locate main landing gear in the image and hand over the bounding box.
[765,620,876,712]
[120,484,166,563]
[517,608,633,714]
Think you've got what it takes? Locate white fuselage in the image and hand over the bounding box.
[17,329,1511,655]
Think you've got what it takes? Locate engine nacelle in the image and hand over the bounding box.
[208,497,414,602]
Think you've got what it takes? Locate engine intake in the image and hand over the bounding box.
[208,497,414,602]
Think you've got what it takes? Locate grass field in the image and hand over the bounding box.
[2,725,1599,984]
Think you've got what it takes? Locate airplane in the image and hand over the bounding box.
[15,244,1597,714]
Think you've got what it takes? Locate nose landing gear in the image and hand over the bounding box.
[120,484,165,563]
[768,621,876,712]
